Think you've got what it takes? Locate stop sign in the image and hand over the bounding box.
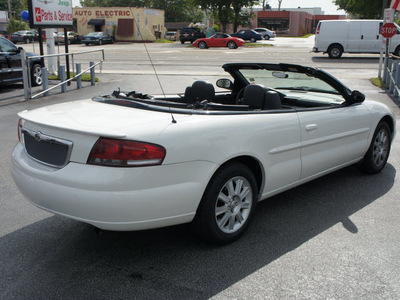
[381,22,397,39]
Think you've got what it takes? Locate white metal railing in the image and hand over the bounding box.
[21,48,105,100]
[384,56,400,98]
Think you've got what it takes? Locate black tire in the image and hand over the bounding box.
[31,63,42,86]
[193,162,258,244]
[25,38,30,44]
[85,43,89,46]
[198,41,207,49]
[328,44,343,59]
[265,35,270,40]
[227,41,237,49]
[360,121,391,174]
[180,40,184,44]
[98,39,103,45]
[250,37,256,43]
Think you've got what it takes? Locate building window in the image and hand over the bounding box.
[117,19,134,37]
[258,18,289,32]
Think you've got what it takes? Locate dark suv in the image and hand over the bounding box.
[0,37,43,86]
[179,27,206,44]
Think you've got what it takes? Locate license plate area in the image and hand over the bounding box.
[22,128,73,168]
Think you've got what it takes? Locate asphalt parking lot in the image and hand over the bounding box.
[1,37,400,299]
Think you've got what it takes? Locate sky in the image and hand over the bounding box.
[72,0,346,16]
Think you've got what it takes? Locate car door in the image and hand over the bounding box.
[298,104,371,179]
[359,21,380,53]
[0,38,21,83]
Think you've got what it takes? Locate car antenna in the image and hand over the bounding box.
[134,17,177,124]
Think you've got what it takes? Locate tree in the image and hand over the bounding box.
[334,0,388,19]
[196,0,257,33]
[0,0,26,20]
[232,0,254,32]
[7,17,29,33]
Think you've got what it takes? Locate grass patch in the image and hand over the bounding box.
[244,43,273,48]
[154,39,174,43]
[48,72,98,82]
[370,77,385,88]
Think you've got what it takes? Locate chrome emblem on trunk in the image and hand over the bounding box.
[34,132,42,142]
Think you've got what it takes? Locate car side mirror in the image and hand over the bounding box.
[350,90,365,103]
[216,78,233,90]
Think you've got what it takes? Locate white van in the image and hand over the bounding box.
[313,19,400,58]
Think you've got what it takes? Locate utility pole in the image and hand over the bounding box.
[7,0,11,20]
[382,0,389,18]
[278,0,282,11]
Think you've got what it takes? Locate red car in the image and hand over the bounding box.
[193,33,245,49]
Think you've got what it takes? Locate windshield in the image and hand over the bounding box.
[87,32,102,37]
[239,69,340,95]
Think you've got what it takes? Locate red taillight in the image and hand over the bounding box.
[316,23,321,34]
[87,138,166,167]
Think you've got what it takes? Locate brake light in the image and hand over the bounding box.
[87,138,166,167]
[316,23,321,34]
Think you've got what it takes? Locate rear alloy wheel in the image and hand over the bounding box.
[198,41,207,49]
[360,121,391,174]
[98,39,103,45]
[227,41,237,49]
[31,63,42,86]
[250,37,256,43]
[25,38,30,44]
[194,162,258,244]
[265,35,270,40]
[328,44,343,59]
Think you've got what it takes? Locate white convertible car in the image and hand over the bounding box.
[11,63,395,244]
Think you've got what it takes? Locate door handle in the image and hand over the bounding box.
[305,124,318,132]
[361,35,364,39]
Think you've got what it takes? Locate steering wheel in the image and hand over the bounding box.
[235,87,246,104]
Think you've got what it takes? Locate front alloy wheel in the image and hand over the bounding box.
[360,121,391,174]
[31,64,42,86]
[194,162,258,244]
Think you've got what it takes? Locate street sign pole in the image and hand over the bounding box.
[380,8,395,79]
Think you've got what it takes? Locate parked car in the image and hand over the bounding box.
[55,31,82,45]
[165,31,177,41]
[11,62,395,244]
[313,19,400,59]
[231,29,262,42]
[0,36,43,86]
[0,30,10,39]
[179,27,206,44]
[254,28,276,40]
[82,32,114,46]
[193,33,245,49]
[10,30,38,44]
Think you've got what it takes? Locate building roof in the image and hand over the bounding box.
[165,22,191,30]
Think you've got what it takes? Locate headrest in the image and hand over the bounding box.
[243,84,282,110]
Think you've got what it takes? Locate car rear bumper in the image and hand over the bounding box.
[11,143,217,231]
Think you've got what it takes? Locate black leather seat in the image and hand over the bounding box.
[243,84,282,110]
[184,81,215,103]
